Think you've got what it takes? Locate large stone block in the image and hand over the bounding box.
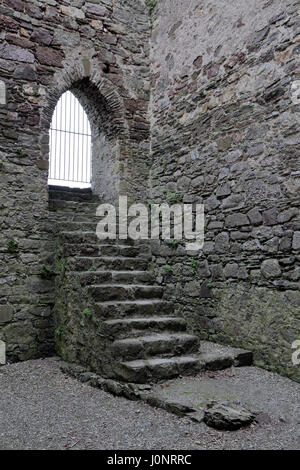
[0,43,34,63]
[261,259,282,279]
[293,232,300,250]
[0,305,13,324]
[35,47,64,67]
[225,213,250,228]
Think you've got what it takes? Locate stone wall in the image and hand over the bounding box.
[1,0,299,383]
[148,0,300,381]
[0,0,150,361]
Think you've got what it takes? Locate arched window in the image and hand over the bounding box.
[48,91,92,188]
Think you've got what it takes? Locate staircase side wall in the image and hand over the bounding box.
[148,0,300,381]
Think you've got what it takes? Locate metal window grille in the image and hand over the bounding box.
[48,91,92,188]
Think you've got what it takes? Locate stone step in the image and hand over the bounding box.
[49,199,100,213]
[103,316,186,338]
[66,271,155,286]
[58,226,135,244]
[88,284,164,302]
[112,333,199,361]
[112,356,201,383]
[67,256,149,272]
[59,231,134,246]
[48,187,98,202]
[62,243,143,257]
[94,300,174,320]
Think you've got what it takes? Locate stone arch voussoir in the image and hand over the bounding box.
[40,60,128,139]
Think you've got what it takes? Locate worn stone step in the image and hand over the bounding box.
[94,300,174,320]
[62,243,144,257]
[58,226,135,245]
[49,199,100,213]
[112,356,201,383]
[112,333,199,361]
[48,187,98,202]
[103,316,186,338]
[59,231,135,246]
[66,271,154,286]
[88,284,164,302]
[67,256,149,272]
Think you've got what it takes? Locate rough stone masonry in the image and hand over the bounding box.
[0,0,299,382]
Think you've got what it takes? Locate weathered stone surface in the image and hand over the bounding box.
[0,43,35,63]
[292,232,300,251]
[0,306,13,324]
[4,0,24,12]
[31,28,53,46]
[261,259,282,279]
[218,136,232,151]
[262,208,278,226]
[204,404,254,430]
[247,208,263,226]
[215,232,230,253]
[225,213,250,228]
[61,5,85,19]
[224,263,239,278]
[35,47,64,67]
[13,64,36,81]
[84,3,108,17]
[53,30,80,48]
[0,14,18,31]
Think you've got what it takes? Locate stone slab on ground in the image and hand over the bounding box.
[150,365,300,436]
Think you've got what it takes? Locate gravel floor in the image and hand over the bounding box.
[0,357,299,450]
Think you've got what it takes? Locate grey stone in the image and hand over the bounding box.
[0,43,34,63]
[224,263,239,278]
[13,64,36,81]
[0,305,13,324]
[225,149,242,163]
[215,232,229,253]
[184,281,200,297]
[278,208,298,224]
[247,144,264,157]
[247,208,263,226]
[191,175,204,188]
[84,2,108,16]
[53,30,80,48]
[222,194,244,209]
[205,196,220,211]
[211,264,224,280]
[204,404,254,430]
[261,259,282,279]
[177,176,190,191]
[216,184,231,198]
[262,208,278,226]
[31,28,53,46]
[225,213,250,228]
[292,232,300,250]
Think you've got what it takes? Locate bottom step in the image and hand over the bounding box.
[110,343,253,384]
[113,356,200,383]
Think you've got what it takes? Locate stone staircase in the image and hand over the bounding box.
[49,187,251,384]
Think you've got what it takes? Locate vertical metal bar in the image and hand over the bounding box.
[60,96,62,181]
[64,93,66,181]
[81,104,84,182]
[77,96,80,183]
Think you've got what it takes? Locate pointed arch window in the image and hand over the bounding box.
[48,91,92,188]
